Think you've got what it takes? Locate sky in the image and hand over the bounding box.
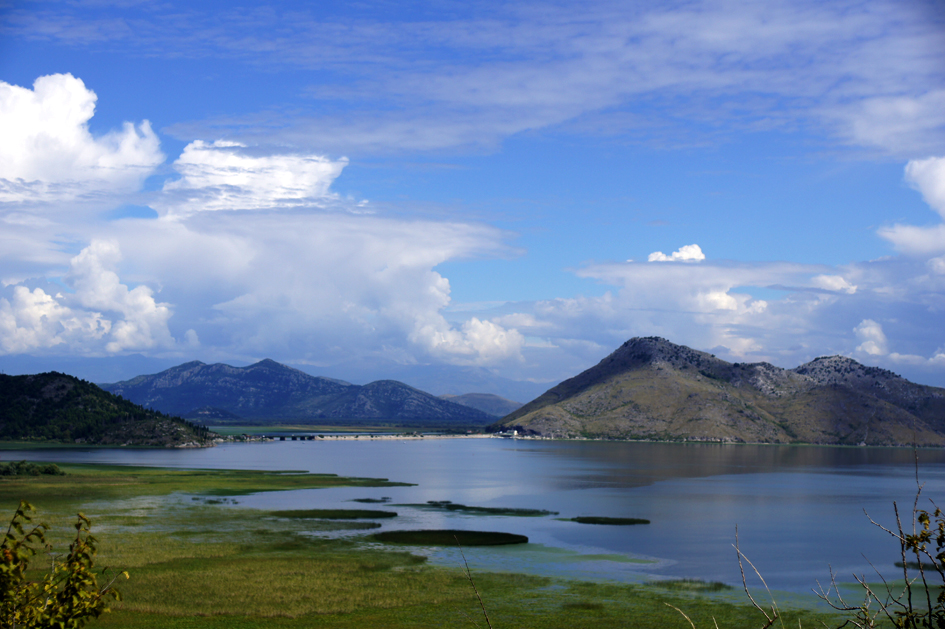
[1,0,944,401]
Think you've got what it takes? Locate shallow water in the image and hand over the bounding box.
[7,438,945,593]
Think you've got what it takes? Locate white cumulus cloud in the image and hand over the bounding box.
[0,286,110,354]
[0,241,174,355]
[905,156,945,219]
[93,203,525,367]
[0,73,163,206]
[811,274,857,294]
[854,319,889,356]
[879,157,945,256]
[411,316,524,365]
[65,241,174,353]
[648,244,706,262]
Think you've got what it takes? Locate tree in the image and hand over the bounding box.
[0,501,126,628]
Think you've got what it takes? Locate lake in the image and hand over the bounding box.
[6,438,945,596]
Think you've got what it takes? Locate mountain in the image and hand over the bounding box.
[102,360,494,424]
[315,359,549,404]
[439,393,523,417]
[495,337,945,446]
[0,372,215,447]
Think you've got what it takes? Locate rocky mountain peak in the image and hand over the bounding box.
[610,336,722,372]
[792,355,902,386]
[247,358,290,371]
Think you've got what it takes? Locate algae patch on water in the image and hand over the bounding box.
[399,500,558,517]
[565,516,650,525]
[372,529,528,546]
[646,578,734,592]
[269,509,398,519]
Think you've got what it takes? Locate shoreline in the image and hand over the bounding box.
[221,431,942,449]
[1,432,939,449]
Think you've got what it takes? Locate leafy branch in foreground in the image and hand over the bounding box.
[815,460,945,629]
[0,501,127,629]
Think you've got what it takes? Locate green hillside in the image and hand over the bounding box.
[0,372,216,447]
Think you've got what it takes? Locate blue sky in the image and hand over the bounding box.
[1,0,944,400]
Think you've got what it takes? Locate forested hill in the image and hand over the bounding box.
[0,372,215,447]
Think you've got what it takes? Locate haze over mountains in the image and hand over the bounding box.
[439,393,522,417]
[102,359,496,424]
[496,337,945,446]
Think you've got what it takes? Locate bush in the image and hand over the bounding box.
[0,462,65,477]
[0,501,126,628]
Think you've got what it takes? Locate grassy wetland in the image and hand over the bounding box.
[0,462,844,629]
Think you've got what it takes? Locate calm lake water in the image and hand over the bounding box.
[8,438,945,595]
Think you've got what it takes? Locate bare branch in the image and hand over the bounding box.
[455,536,493,629]
[665,602,697,629]
[734,526,778,628]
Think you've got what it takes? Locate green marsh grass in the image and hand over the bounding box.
[1,462,843,629]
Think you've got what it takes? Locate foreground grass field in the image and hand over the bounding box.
[0,463,843,629]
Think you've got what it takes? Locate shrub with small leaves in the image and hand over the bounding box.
[0,501,127,629]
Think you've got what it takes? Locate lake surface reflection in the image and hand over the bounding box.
[8,439,945,593]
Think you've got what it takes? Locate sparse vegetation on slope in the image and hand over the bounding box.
[496,337,945,445]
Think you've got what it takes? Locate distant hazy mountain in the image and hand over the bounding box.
[0,372,214,447]
[318,359,549,404]
[439,393,523,417]
[102,359,493,424]
[495,337,945,446]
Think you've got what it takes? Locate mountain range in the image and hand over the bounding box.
[495,337,945,446]
[102,359,495,424]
